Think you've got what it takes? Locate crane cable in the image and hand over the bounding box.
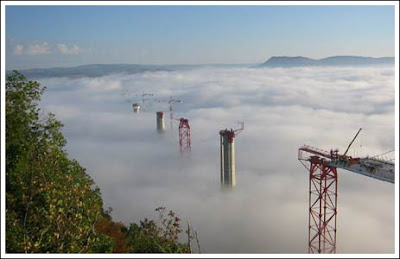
[371,149,395,158]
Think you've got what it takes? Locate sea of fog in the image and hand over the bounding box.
[38,65,395,253]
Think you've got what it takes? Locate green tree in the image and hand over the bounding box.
[95,208,128,253]
[6,71,113,253]
[125,207,191,253]
[5,71,195,254]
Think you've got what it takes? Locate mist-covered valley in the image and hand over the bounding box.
[37,64,395,253]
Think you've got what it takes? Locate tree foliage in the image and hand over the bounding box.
[6,71,113,253]
[94,208,128,253]
[5,71,193,253]
[124,207,191,253]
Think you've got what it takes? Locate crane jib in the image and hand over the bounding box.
[299,144,394,184]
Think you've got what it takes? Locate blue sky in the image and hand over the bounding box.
[4,3,396,69]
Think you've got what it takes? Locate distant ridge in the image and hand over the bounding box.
[6,64,173,79]
[6,56,395,79]
[6,63,251,79]
[259,56,394,67]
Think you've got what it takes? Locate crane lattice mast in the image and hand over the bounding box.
[178,118,191,153]
[298,129,394,253]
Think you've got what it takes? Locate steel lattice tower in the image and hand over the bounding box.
[178,118,191,152]
[308,156,338,254]
[298,129,393,254]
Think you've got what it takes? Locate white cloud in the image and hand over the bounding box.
[13,44,24,55]
[27,42,51,55]
[38,65,396,253]
[56,43,82,55]
[10,42,83,56]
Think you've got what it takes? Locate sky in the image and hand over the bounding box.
[31,64,396,254]
[1,1,399,257]
[3,2,396,69]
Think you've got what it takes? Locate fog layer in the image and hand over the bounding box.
[39,65,395,253]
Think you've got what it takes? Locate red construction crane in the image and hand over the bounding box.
[168,97,182,130]
[178,118,191,153]
[298,128,394,254]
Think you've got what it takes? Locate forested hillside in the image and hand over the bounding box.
[5,71,192,253]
